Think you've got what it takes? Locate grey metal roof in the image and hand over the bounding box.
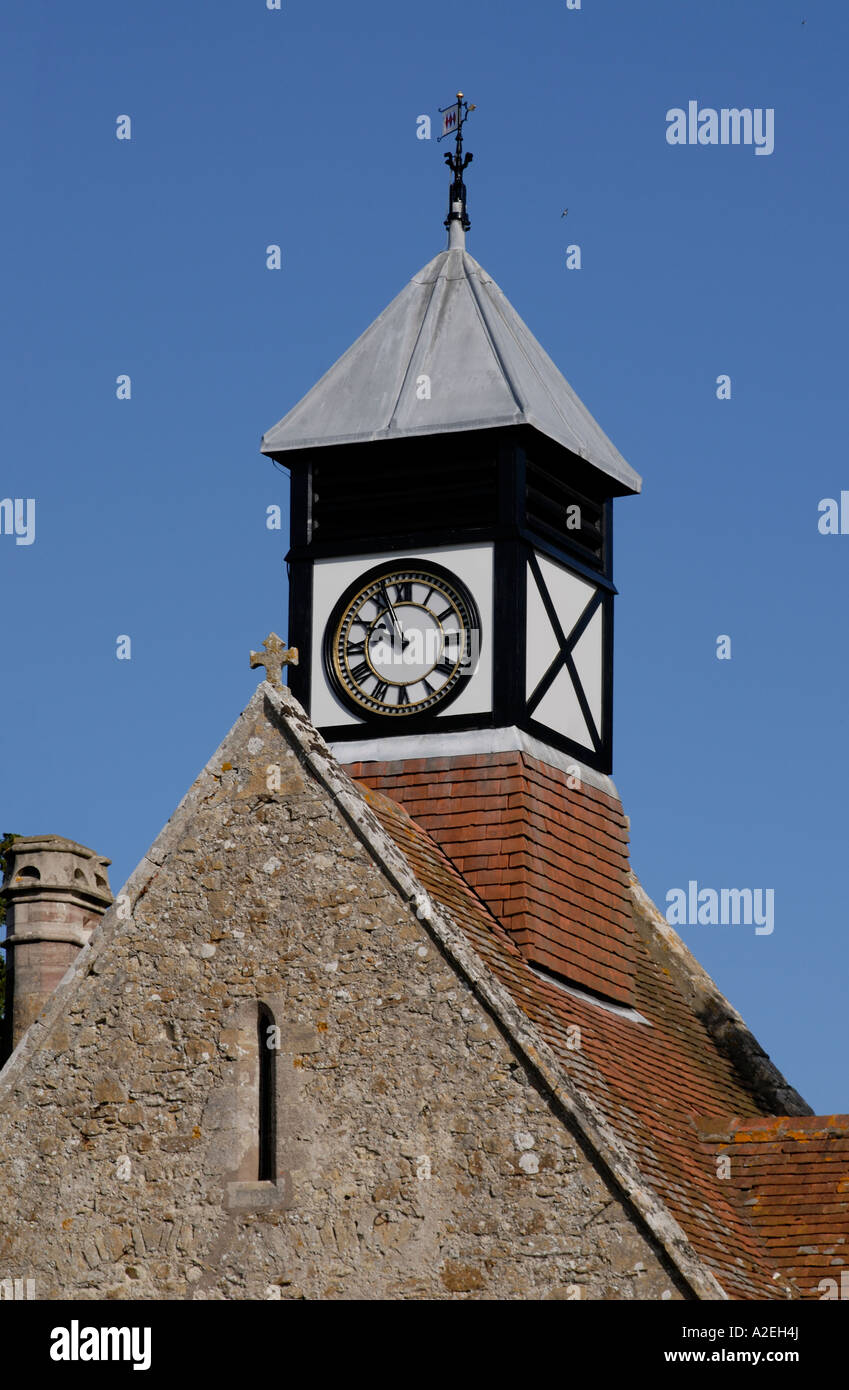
[261,225,641,494]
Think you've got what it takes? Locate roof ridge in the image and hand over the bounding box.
[460,250,527,419]
[386,252,444,431]
[466,262,590,448]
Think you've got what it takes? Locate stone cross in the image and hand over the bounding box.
[249,633,298,690]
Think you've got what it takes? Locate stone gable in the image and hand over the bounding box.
[0,686,688,1300]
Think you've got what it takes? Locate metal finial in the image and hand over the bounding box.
[438,92,475,233]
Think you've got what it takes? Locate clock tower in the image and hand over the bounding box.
[261,109,643,1006]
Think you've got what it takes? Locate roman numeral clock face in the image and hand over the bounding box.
[323,559,482,720]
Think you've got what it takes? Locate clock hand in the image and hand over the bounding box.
[379,583,409,651]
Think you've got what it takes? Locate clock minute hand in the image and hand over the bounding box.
[379,583,408,650]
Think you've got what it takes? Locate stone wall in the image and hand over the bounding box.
[0,688,689,1300]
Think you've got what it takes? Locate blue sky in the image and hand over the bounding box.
[1,1,846,1111]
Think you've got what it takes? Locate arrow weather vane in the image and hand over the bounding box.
[438,91,476,232]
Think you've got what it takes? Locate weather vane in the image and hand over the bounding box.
[438,92,476,232]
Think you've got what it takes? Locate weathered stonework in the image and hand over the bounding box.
[0,686,695,1301]
[1,836,112,1056]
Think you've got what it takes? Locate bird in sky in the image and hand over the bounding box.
[561,208,569,218]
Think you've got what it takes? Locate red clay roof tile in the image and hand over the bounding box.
[356,770,843,1300]
[356,751,639,1008]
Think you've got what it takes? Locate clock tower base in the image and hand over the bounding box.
[339,728,638,1010]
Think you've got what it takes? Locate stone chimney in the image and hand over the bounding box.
[1,836,112,1058]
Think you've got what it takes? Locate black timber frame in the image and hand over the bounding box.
[275,425,624,774]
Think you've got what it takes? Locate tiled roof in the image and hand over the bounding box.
[695,1117,849,1298]
[349,751,638,1008]
[358,777,846,1300]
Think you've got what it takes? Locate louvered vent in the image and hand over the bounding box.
[526,458,605,569]
[311,454,498,543]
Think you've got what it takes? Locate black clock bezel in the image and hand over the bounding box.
[322,557,483,723]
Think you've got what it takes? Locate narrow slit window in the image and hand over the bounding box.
[257,1003,277,1182]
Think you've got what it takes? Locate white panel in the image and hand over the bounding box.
[311,544,493,728]
[536,552,595,640]
[525,563,561,698]
[571,604,603,738]
[534,664,594,752]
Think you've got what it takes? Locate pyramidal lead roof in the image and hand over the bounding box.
[261,222,642,495]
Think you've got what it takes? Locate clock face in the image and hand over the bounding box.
[323,559,482,719]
